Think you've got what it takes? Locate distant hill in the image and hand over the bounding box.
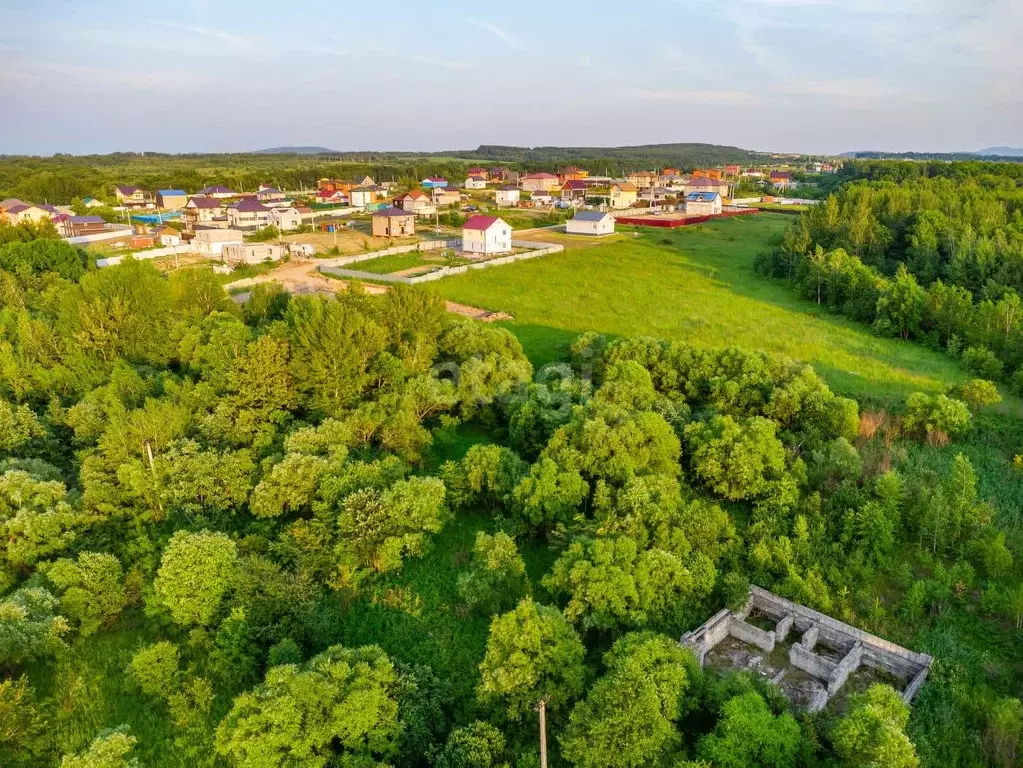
[977,146,1023,157]
[252,146,340,155]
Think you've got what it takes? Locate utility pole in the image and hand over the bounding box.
[538,698,548,768]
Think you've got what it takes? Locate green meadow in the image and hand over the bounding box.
[436,214,970,402]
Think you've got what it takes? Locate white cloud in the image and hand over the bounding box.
[628,88,766,106]
[469,19,518,49]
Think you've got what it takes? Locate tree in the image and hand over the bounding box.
[126,641,181,701]
[903,393,971,440]
[334,476,448,587]
[478,598,585,719]
[443,444,527,511]
[0,470,81,588]
[154,530,238,627]
[0,587,69,667]
[983,697,1023,768]
[249,452,329,519]
[60,726,140,768]
[946,379,1002,411]
[44,552,127,636]
[435,722,508,768]
[697,692,802,768]
[961,345,1004,380]
[832,684,918,768]
[458,532,528,614]
[512,457,588,531]
[0,675,46,765]
[543,536,714,631]
[215,644,402,768]
[874,265,926,340]
[561,633,696,768]
[684,415,794,503]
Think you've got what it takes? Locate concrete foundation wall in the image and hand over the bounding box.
[729,617,776,653]
[828,642,864,695]
[790,643,837,680]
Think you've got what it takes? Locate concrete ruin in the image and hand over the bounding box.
[682,586,932,713]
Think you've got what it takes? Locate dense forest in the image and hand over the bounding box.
[0,143,776,205]
[1,219,1023,767]
[758,160,1023,391]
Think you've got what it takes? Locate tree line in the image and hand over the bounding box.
[1,220,1022,766]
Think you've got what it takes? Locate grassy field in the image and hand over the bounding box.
[434,214,973,402]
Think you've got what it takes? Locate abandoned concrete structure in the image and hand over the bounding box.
[682,586,932,713]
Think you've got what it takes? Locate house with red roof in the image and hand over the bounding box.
[400,189,432,213]
[462,215,512,256]
[466,167,489,181]
[560,179,589,202]
[521,172,560,193]
[770,171,794,189]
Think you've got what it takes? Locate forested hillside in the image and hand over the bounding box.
[2,219,1022,767]
[759,160,1023,392]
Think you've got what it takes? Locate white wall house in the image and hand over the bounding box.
[566,211,614,236]
[221,243,283,265]
[495,186,521,206]
[269,207,303,231]
[462,215,512,256]
[192,228,243,256]
[227,199,271,229]
[685,191,722,215]
[464,176,487,190]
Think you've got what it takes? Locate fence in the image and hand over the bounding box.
[66,225,133,245]
[615,208,760,229]
[96,244,192,267]
[318,240,564,285]
[317,239,460,269]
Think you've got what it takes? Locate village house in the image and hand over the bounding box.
[432,188,460,207]
[372,207,416,237]
[81,196,104,208]
[692,169,722,180]
[226,198,271,229]
[422,177,449,189]
[316,189,349,205]
[466,167,489,181]
[685,191,722,215]
[626,170,658,189]
[150,225,179,246]
[115,185,148,207]
[183,197,223,230]
[191,227,243,257]
[684,177,733,198]
[462,215,512,256]
[257,185,287,204]
[724,164,742,176]
[559,166,589,183]
[609,182,638,209]
[520,172,560,193]
[0,198,27,214]
[529,189,555,206]
[742,169,765,179]
[221,243,283,266]
[156,189,188,210]
[771,171,794,189]
[566,210,614,236]
[560,180,588,202]
[269,207,303,231]
[489,167,515,183]
[640,187,674,205]
[318,178,352,195]
[66,215,107,237]
[197,185,236,199]
[350,186,384,207]
[495,186,521,207]
[464,175,488,190]
[4,203,51,226]
[357,176,376,187]
[129,233,156,249]
[400,189,432,213]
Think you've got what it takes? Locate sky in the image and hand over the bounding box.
[1,0,1021,156]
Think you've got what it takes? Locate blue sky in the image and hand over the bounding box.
[1,0,1020,155]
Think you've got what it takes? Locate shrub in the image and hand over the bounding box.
[903,393,971,440]
[946,379,1002,410]
[961,346,1003,380]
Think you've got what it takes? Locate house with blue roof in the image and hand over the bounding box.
[422,177,448,189]
[685,191,722,215]
[156,189,188,210]
[566,210,614,236]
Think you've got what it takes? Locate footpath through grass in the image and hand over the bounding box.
[435,214,971,402]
